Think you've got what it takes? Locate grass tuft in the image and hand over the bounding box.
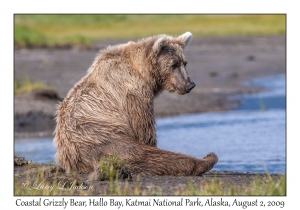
[90,155,127,181]
[14,76,56,94]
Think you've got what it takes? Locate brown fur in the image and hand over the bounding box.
[54,32,218,175]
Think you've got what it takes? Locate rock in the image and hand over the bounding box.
[14,156,28,166]
[246,55,255,61]
[209,71,218,77]
[31,89,63,101]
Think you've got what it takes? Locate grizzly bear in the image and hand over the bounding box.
[54,32,218,176]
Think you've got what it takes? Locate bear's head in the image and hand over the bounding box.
[152,32,195,95]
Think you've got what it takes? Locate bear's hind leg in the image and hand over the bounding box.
[106,139,218,176]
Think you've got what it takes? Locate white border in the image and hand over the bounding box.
[3,0,298,208]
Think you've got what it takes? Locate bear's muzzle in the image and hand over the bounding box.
[186,82,196,93]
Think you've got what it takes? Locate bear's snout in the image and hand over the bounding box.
[186,82,196,93]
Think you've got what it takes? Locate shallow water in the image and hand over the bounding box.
[157,74,286,173]
[14,74,286,173]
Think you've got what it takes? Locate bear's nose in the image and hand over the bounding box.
[186,82,196,92]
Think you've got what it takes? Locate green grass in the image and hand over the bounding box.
[14,76,55,94]
[91,155,126,181]
[175,174,286,196]
[14,167,286,196]
[14,14,286,48]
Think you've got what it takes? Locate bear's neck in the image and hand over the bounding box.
[129,44,163,97]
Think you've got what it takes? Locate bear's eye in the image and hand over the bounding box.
[171,62,179,69]
[183,61,187,67]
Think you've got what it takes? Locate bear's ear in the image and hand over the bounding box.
[177,32,193,49]
[153,35,167,55]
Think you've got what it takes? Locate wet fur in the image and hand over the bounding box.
[54,32,218,175]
